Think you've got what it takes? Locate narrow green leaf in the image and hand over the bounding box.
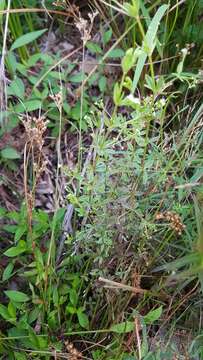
[122,48,141,74]
[14,352,27,360]
[0,207,6,217]
[0,304,10,321]
[66,305,77,314]
[77,309,89,329]
[5,290,29,302]
[143,306,163,324]
[28,307,41,324]
[69,72,86,83]
[3,224,17,233]
[4,245,26,257]
[7,78,25,99]
[132,4,168,92]
[98,76,107,92]
[113,82,122,106]
[1,147,20,159]
[69,288,78,307]
[123,1,140,17]
[0,0,5,26]
[86,41,102,54]
[6,51,18,75]
[8,327,27,338]
[28,328,40,348]
[103,28,112,45]
[190,167,203,183]
[63,103,71,115]
[0,0,5,12]
[10,29,47,51]
[27,53,42,67]
[27,53,53,67]
[48,71,65,80]
[110,321,135,333]
[53,287,59,306]
[8,301,16,319]
[107,48,125,58]
[2,262,14,281]
[14,99,42,112]
[14,224,27,242]
[144,5,168,51]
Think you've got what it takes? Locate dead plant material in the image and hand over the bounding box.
[22,115,49,151]
[135,317,142,360]
[155,211,186,235]
[65,340,83,360]
[50,92,63,108]
[131,271,141,289]
[98,277,146,294]
[75,11,98,44]
[22,114,48,231]
[0,7,77,18]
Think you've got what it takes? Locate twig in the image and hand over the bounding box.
[56,204,74,264]
[0,0,10,126]
[135,318,142,360]
[169,0,186,12]
[98,277,146,294]
[0,7,75,17]
[175,182,200,189]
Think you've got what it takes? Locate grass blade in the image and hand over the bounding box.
[131,4,168,93]
[153,252,200,272]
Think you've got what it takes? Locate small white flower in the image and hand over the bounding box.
[181,48,188,56]
[159,97,166,106]
[126,94,140,104]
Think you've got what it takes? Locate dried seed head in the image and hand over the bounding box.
[50,92,63,108]
[155,211,185,235]
[75,10,98,44]
[22,115,48,150]
[65,340,82,359]
[155,213,164,220]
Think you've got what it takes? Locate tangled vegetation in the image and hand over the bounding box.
[0,1,203,359]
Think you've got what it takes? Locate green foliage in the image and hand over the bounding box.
[0,1,203,359]
[132,4,169,92]
[5,290,29,302]
[0,203,91,357]
[111,321,135,334]
[1,147,20,159]
[10,29,47,51]
[143,306,163,324]
[4,240,27,257]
